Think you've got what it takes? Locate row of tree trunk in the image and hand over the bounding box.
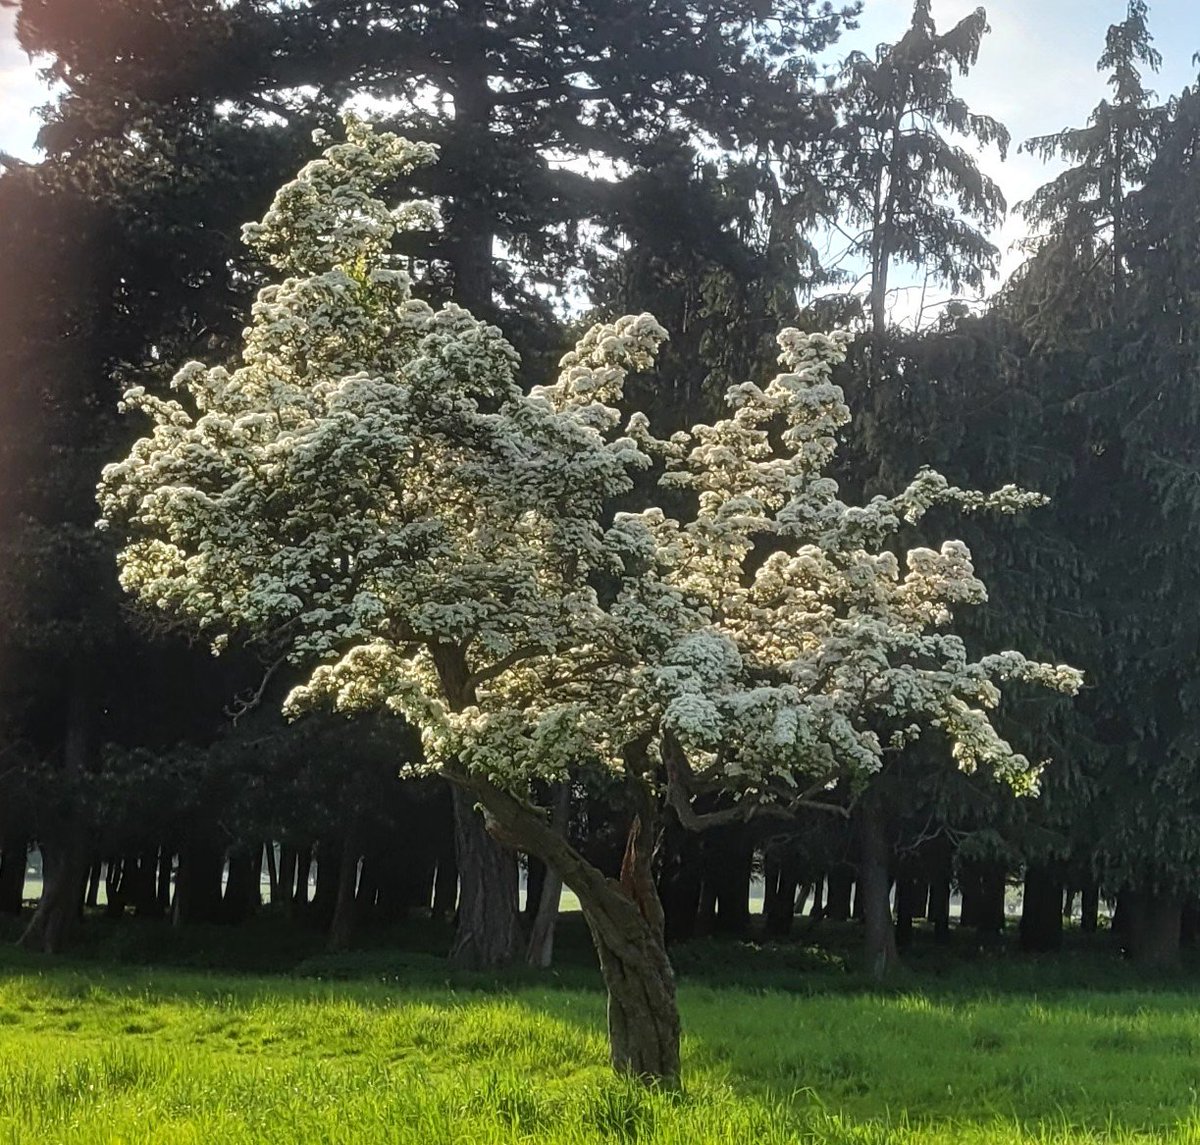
[4,826,1191,972]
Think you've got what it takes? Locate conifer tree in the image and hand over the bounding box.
[830,0,1008,337]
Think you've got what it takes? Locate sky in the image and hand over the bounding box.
[2,1,1199,310]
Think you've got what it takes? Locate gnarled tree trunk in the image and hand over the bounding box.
[453,766,681,1087]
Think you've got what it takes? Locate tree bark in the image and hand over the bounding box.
[825,869,853,921]
[526,783,571,968]
[1019,864,1064,953]
[446,0,496,316]
[156,850,173,915]
[711,824,753,936]
[310,836,342,930]
[657,815,702,944]
[173,839,224,925]
[131,851,164,919]
[328,829,361,952]
[1080,880,1100,934]
[808,875,825,920]
[104,857,126,919]
[19,842,88,953]
[450,765,681,1086]
[0,840,26,915]
[859,797,899,981]
[449,785,521,969]
[222,846,262,924]
[264,842,279,904]
[895,873,927,948]
[1127,890,1181,970]
[84,861,101,909]
[19,673,94,952]
[432,850,458,919]
[293,845,312,912]
[763,849,800,938]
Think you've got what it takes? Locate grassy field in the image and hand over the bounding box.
[2,916,1200,1143]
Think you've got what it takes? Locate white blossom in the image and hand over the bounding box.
[100,118,1081,813]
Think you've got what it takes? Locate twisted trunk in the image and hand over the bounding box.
[450,765,681,1086]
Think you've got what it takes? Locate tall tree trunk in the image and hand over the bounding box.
[763,850,800,938]
[526,783,571,968]
[927,834,953,943]
[1080,880,1100,934]
[264,842,279,904]
[355,853,380,923]
[928,876,951,942]
[859,797,899,980]
[328,829,361,952]
[84,861,101,909]
[449,785,520,969]
[808,875,825,920]
[104,857,127,919]
[1127,889,1181,969]
[446,0,495,316]
[1019,864,1063,953]
[131,851,163,919]
[222,846,261,924]
[432,646,521,968]
[0,840,26,915]
[156,849,173,915]
[657,815,702,944]
[276,844,297,912]
[960,860,1005,935]
[20,673,94,953]
[293,845,312,913]
[706,823,752,936]
[895,873,927,948]
[310,836,342,930]
[825,869,853,921]
[173,839,224,925]
[19,842,88,953]
[432,851,458,919]
[978,864,1007,935]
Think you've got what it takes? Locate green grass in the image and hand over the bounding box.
[3,917,1200,1142]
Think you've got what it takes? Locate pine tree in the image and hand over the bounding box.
[830,0,1008,338]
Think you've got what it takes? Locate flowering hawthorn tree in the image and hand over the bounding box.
[99,120,1080,1087]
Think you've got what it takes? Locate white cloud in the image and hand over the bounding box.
[0,9,49,159]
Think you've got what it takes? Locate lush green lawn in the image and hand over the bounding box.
[3,919,1200,1143]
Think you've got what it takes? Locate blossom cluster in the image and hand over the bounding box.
[100,119,1081,812]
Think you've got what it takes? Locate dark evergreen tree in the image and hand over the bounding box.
[829,0,1008,338]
